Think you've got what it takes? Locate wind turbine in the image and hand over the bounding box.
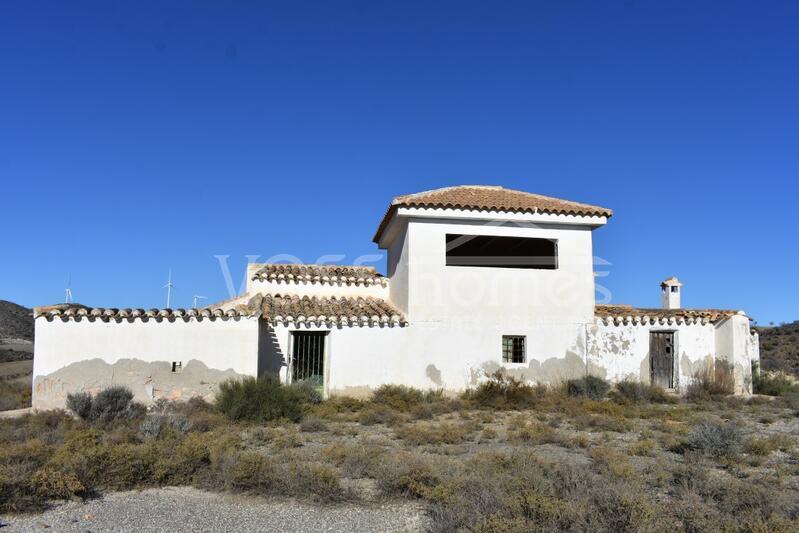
[64,276,73,304]
[192,294,207,308]
[163,270,175,308]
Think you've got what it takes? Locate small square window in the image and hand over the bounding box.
[502,335,526,363]
[671,286,679,293]
[171,361,182,373]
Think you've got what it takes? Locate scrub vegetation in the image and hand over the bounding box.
[2,371,799,532]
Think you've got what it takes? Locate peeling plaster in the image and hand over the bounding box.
[33,358,244,410]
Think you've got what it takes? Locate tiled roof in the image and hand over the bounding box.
[251,264,387,286]
[595,304,741,325]
[35,294,406,327]
[34,303,248,320]
[374,185,613,243]
[248,294,405,326]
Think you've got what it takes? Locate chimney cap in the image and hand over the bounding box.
[661,276,683,288]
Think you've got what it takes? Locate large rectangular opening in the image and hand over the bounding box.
[290,331,327,395]
[445,234,558,269]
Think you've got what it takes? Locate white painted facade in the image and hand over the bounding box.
[32,187,759,408]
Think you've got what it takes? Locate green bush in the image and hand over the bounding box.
[66,386,145,426]
[566,376,611,400]
[613,380,675,404]
[65,392,92,420]
[215,376,307,423]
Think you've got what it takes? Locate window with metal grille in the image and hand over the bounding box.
[502,335,526,363]
[291,331,327,392]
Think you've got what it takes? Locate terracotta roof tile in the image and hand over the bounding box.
[249,294,405,326]
[34,304,247,320]
[35,294,407,327]
[251,264,386,286]
[595,304,741,325]
[374,185,613,243]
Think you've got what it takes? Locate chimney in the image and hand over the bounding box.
[661,277,682,309]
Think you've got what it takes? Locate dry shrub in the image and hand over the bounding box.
[66,386,145,426]
[358,404,404,426]
[310,396,365,420]
[586,482,658,531]
[629,439,658,457]
[588,447,634,479]
[299,416,328,433]
[0,380,32,411]
[566,376,611,400]
[684,420,742,458]
[371,384,428,411]
[613,380,675,404]
[743,433,795,456]
[507,419,560,446]
[462,370,541,409]
[686,361,735,401]
[322,442,384,478]
[572,413,632,433]
[754,370,799,397]
[371,451,442,498]
[395,421,473,445]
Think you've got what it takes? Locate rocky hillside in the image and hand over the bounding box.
[0,300,33,362]
[0,300,33,341]
[756,321,799,377]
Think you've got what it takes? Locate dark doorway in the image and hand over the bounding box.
[650,332,675,388]
[290,331,327,395]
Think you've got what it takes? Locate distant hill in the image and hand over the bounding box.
[0,300,33,341]
[756,321,799,377]
[0,300,33,363]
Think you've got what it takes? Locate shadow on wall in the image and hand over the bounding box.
[33,358,244,410]
[258,322,286,378]
[469,350,587,386]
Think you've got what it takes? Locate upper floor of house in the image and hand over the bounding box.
[244,186,613,325]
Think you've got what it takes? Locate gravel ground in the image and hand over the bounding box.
[1,486,428,532]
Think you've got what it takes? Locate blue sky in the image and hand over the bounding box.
[0,1,796,324]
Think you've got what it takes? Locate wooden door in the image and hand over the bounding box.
[650,332,674,388]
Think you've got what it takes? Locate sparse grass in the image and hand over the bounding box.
[743,433,795,456]
[0,380,31,411]
[3,381,799,531]
[395,421,475,445]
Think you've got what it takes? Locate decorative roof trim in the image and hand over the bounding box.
[34,304,248,322]
[595,304,743,326]
[249,293,406,327]
[251,264,387,287]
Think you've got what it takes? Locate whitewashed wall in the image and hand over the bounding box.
[587,321,716,390]
[33,316,260,409]
[268,321,588,396]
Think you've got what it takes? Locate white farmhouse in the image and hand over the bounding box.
[32,186,759,408]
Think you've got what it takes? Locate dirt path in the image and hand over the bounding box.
[1,486,428,532]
